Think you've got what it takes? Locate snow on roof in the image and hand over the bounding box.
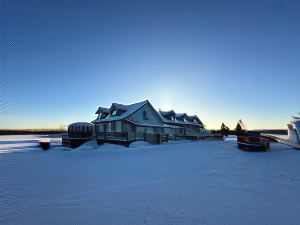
[158,110,204,127]
[175,113,187,118]
[69,122,94,127]
[159,110,176,123]
[173,119,204,127]
[125,119,175,128]
[187,115,196,121]
[95,107,110,114]
[110,103,128,112]
[159,110,175,116]
[92,101,204,127]
[187,115,204,125]
[92,100,148,123]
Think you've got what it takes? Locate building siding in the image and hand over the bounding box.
[127,103,163,126]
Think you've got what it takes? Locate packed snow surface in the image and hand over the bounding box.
[0,140,300,225]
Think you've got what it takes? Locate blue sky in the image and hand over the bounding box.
[0,0,299,129]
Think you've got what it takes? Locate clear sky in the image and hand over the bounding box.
[0,0,299,130]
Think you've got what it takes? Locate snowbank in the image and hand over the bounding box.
[76,139,126,151]
[129,141,154,148]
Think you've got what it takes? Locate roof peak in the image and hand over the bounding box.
[93,100,148,123]
[95,107,110,114]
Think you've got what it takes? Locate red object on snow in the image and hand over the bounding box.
[39,141,50,150]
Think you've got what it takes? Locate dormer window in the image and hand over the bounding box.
[111,109,117,116]
[95,107,110,119]
[101,113,109,119]
[176,117,184,122]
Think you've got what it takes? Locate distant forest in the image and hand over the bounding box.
[212,129,287,135]
[0,128,287,136]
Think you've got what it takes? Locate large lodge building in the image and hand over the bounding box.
[63,100,211,147]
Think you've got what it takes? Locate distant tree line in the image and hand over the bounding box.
[0,129,66,135]
[211,129,287,135]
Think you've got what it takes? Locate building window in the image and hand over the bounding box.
[131,124,136,132]
[111,110,117,116]
[111,122,116,132]
[103,124,107,132]
[154,127,162,133]
[143,110,149,120]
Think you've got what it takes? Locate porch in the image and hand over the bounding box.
[96,131,169,146]
[62,135,94,148]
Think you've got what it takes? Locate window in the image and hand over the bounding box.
[143,110,149,120]
[111,122,116,132]
[154,127,162,133]
[101,113,108,119]
[131,124,136,132]
[111,110,117,116]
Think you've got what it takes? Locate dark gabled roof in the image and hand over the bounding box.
[93,100,165,124]
[95,107,110,114]
[110,103,127,112]
[159,110,176,122]
[187,115,195,122]
[93,101,205,127]
[159,110,204,127]
[187,115,204,126]
[175,113,187,118]
[93,100,147,123]
[159,110,176,117]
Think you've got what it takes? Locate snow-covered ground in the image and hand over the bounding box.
[0,139,300,225]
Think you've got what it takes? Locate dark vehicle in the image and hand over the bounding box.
[236,120,270,151]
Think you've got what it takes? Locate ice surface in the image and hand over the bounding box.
[0,135,61,154]
[0,140,300,225]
